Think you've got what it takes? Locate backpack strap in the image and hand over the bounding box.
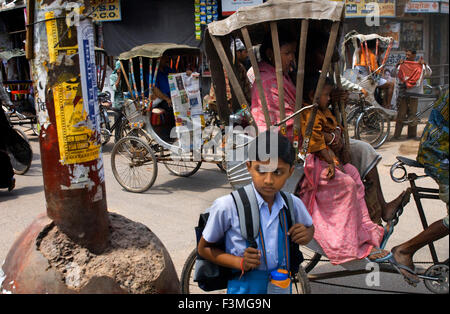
[231,184,260,248]
[279,191,296,228]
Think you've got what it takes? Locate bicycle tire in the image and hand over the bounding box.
[180,248,198,294]
[111,136,158,193]
[292,265,311,294]
[99,108,111,146]
[163,138,202,177]
[346,106,360,139]
[355,108,390,149]
[164,159,202,177]
[9,128,32,175]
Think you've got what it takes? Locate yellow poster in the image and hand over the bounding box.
[345,0,396,17]
[45,12,100,165]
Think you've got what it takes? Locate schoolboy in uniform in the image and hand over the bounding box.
[198,131,314,294]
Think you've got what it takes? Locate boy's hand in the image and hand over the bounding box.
[288,224,314,245]
[242,247,261,271]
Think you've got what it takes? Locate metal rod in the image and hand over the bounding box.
[119,60,134,98]
[210,34,258,132]
[140,56,145,104]
[274,104,316,126]
[294,19,309,154]
[210,34,249,109]
[410,179,440,264]
[270,21,286,134]
[299,20,341,160]
[241,27,271,128]
[334,62,351,154]
[129,58,139,101]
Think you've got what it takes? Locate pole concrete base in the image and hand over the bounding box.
[1,212,180,294]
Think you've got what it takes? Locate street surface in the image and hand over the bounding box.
[1,123,448,294]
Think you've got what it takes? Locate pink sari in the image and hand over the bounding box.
[298,154,384,265]
[250,62,297,142]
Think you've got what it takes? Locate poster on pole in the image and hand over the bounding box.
[45,12,101,165]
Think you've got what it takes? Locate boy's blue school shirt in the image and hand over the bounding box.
[202,183,313,271]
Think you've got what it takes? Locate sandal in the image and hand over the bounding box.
[367,248,392,263]
[380,222,394,250]
[388,254,420,286]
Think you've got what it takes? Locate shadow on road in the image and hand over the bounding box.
[0,185,44,200]
[139,167,230,195]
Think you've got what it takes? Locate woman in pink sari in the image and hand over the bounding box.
[251,34,390,265]
[250,33,297,142]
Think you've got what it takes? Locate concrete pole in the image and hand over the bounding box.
[32,0,109,254]
[1,0,180,294]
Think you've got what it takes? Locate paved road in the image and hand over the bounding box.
[1,125,448,294]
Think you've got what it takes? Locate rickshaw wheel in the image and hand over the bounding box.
[163,159,202,177]
[424,263,449,294]
[111,136,158,193]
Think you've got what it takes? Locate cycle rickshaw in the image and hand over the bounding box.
[340,32,396,149]
[180,0,448,294]
[110,43,227,193]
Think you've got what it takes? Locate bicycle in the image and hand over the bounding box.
[97,91,129,146]
[395,84,448,128]
[2,101,38,136]
[294,156,448,294]
[2,108,33,175]
[346,92,391,149]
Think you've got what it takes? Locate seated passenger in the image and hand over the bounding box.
[151,55,176,142]
[297,73,390,265]
[208,38,252,113]
[250,32,297,142]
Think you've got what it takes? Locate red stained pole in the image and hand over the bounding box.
[32,0,109,253]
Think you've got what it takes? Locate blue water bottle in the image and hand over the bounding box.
[267,269,291,294]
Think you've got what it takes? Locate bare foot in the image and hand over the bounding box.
[390,246,420,285]
[382,188,411,222]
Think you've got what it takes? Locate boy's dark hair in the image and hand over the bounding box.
[248,130,295,166]
[406,49,417,55]
[303,71,334,103]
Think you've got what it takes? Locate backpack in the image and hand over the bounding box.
[193,185,304,292]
